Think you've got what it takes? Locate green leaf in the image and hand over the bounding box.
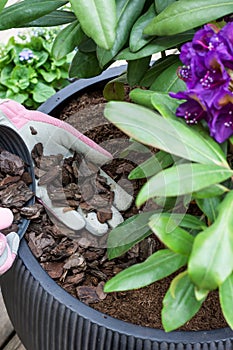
[140,54,179,87]
[151,91,182,118]
[32,81,55,103]
[0,1,67,30]
[137,163,233,206]
[129,88,155,110]
[149,214,194,255]
[129,4,156,52]
[188,191,233,290]
[0,0,7,13]
[52,20,84,60]
[219,273,233,329]
[107,212,153,260]
[129,150,174,179]
[103,80,125,101]
[150,61,186,92]
[16,10,76,27]
[97,0,147,67]
[195,196,223,224]
[69,51,102,79]
[192,184,228,199]
[104,102,228,167]
[70,0,116,50]
[39,69,57,83]
[162,272,205,332]
[127,56,151,87]
[116,32,194,60]
[155,0,176,13]
[104,249,187,292]
[145,0,233,36]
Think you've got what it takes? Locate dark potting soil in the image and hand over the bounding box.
[25,87,227,331]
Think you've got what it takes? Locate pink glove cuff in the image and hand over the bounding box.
[0,100,111,158]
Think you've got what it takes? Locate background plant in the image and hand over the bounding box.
[2,0,233,332]
[0,27,73,109]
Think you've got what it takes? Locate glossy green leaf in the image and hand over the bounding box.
[145,0,233,36]
[33,82,56,103]
[18,10,76,27]
[162,273,205,332]
[137,163,233,206]
[129,4,156,52]
[69,51,102,79]
[0,0,7,13]
[127,56,151,87]
[129,88,155,110]
[103,72,127,101]
[104,102,229,167]
[104,249,187,292]
[150,61,186,92]
[151,91,182,118]
[0,1,67,30]
[155,0,176,13]
[140,54,179,87]
[97,0,147,67]
[196,196,223,224]
[189,191,233,290]
[219,273,233,329]
[52,20,84,60]
[192,184,228,199]
[129,150,174,179]
[70,0,116,50]
[116,32,194,60]
[107,212,153,260]
[149,214,194,255]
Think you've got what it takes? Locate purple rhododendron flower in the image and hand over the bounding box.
[171,22,233,143]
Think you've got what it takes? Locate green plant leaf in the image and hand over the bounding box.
[69,51,102,79]
[104,102,228,167]
[149,214,194,255]
[127,56,151,87]
[219,273,233,329]
[150,61,186,92]
[195,196,223,224]
[103,80,125,101]
[0,1,67,30]
[104,249,187,292]
[70,0,116,50]
[151,91,182,118]
[129,150,174,179]
[97,0,147,67]
[116,32,194,60]
[52,20,84,60]
[192,184,228,199]
[145,0,233,36]
[162,272,205,332]
[129,88,155,110]
[140,54,179,87]
[155,0,176,13]
[0,0,7,13]
[188,191,233,290]
[107,211,153,260]
[32,81,55,103]
[129,4,156,52]
[137,163,233,206]
[16,10,77,27]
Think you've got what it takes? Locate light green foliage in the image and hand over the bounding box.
[0,28,72,108]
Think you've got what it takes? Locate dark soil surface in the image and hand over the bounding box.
[25,87,227,331]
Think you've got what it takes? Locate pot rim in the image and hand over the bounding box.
[19,65,233,344]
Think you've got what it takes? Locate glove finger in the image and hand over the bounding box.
[0,245,15,275]
[6,232,20,255]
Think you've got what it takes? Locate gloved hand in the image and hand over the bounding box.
[0,99,132,236]
[0,207,19,275]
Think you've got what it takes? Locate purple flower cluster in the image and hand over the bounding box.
[171,22,233,143]
[19,48,34,62]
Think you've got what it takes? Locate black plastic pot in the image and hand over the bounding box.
[1,67,233,349]
[0,125,35,238]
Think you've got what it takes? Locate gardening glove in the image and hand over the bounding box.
[0,99,132,235]
[0,208,20,275]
